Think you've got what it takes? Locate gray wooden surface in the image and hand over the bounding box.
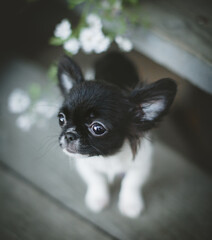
[0,164,114,240]
[0,59,212,239]
[131,0,212,94]
[140,0,212,63]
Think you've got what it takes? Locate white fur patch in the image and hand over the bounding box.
[66,138,153,217]
[75,140,134,183]
[60,135,82,157]
[142,99,165,121]
[74,138,152,184]
[63,148,88,158]
[61,73,73,91]
[66,127,76,133]
[84,68,95,81]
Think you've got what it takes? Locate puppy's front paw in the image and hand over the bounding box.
[85,187,110,213]
[118,191,144,218]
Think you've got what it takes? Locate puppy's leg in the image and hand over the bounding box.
[118,141,152,218]
[75,160,110,212]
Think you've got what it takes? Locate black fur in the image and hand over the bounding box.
[95,52,140,90]
[57,52,177,157]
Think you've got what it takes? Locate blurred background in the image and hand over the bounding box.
[0,0,212,239]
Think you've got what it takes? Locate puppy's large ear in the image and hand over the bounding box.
[129,78,177,131]
[57,55,84,95]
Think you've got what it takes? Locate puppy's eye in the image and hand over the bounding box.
[58,113,66,127]
[90,122,107,136]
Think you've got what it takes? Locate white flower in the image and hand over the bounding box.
[54,19,71,40]
[79,27,111,54]
[8,89,31,114]
[115,36,133,52]
[79,27,96,53]
[33,100,58,119]
[86,13,102,30]
[63,38,80,55]
[94,35,111,54]
[16,113,35,131]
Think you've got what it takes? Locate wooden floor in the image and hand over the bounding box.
[0,163,114,240]
[0,56,212,240]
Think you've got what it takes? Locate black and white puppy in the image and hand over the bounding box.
[57,52,177,218]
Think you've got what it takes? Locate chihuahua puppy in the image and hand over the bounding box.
[57,52,177,218]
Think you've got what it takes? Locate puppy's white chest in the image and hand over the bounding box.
[92,153,131,179]
[74,139,152,184]
[76,141,133,181]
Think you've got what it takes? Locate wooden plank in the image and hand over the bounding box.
[1,60,212,240]
[131,27,212,94]
[0,164,114,240]
[130,0,212,94]
[140,0,212,63]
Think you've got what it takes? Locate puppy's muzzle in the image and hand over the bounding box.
[65,132,77,142]
[59,129,80,154]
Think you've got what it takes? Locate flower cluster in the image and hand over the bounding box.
[115,36,133,52]
[8,88,58,131]
[79,14,111,54]
[54,19,72,40]
[52,13,133,55]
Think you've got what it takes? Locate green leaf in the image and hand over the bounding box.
[49,37,64,46]
[123,0,139,5]
[48,65,58,84]
[67,0,86,9]
[28,83,41,101]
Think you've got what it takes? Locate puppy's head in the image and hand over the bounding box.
[57,55,177,157]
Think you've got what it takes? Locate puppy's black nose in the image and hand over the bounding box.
[65,132,77,142]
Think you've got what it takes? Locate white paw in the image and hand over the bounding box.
[85,187,110,213]
[118,192,144,218]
